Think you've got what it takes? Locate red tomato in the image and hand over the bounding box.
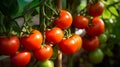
[0,35,20,55]
[11,51,31,66]
[21,30,43,50]
[73,15,89,29]
[88,2,104,17]
[33,45,53,61]
[45,27,64,44]
[82,36,99,51]
[54,10,73,29]
[85,17,105,37]
[59,34,82,54]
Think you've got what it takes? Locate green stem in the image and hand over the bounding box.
[45,3,58,15]
[42,6,51,20]
[67,55,73,67]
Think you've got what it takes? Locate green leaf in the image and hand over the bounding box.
[17,0,33,15]
[102,8,111,19]
[109,6,119,16]
[111,16,120,43]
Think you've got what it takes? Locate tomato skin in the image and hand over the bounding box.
[86,17,105,37]
[54,10,72,29]
[73,15,89,29]
[34,45,53,61]
[59,34,82,54]
[0,35,20,55]
[45,27,64,44]
[82,36,99,51]
[88,48,104,64]
[39,60,54,67]
[88,2,104,17]
[21,30,43,50]
[11,51,31,66]
[98,33,107,43]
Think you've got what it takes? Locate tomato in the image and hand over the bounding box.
[34,45,53,61]
[88,2,104,17]
[73,15,89,29]
[21,30,43,50]
[11,51,31,66]
[0,35,20,55]
[82,36,99,51]
[54,10,73,29]
[88,48,104,64]
[39,60,54,67]
[59,34,82,54]
[45,27,64,44]
[98,33,107,43]
[85,17,105,37]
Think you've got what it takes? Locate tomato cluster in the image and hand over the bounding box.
[0,9,82,66]
[72,1,105,52]
[0,1,105,66]
[72,1,105,64]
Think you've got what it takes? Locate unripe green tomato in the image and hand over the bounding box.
[39,60,54,67]
[88,48,104,64]
[98,33,107,43]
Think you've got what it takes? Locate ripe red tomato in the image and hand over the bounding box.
[82,36,99,51]
[59,34,82,54]
[34,45,53,61]
[85,17,105,37]
[21,30,43,50]
[45,27,64,44]
[11,51,31,66]
[54,10,73,29]
[0,35,20,55]
[88,2,104,17]
[73,15,89,29]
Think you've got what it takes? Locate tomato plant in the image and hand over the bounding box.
[21,30,43,51]
[88,1,104,17]
[59,34,82,54]
[0,35,20,55]
[45,27,64,44]
[11,51,31,66]
[82,36,99,51]
[73,15,89,29]
[86,17,105,37]
[88,48,104,64]
[54,10,73,29]
[33,45,53,61]
[0,0,120,67]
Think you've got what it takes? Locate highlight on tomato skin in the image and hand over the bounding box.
[33,45,53,61]
[45,27,64,44]
[21,30,43,51]
[54,10,73,29]
[85,17,105,37]
[73,15,89,29]
[82,36,99,51]
[58,34,82,55]
[87,1,104,17]
[10,51,31,66]
[0,35,20,55]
